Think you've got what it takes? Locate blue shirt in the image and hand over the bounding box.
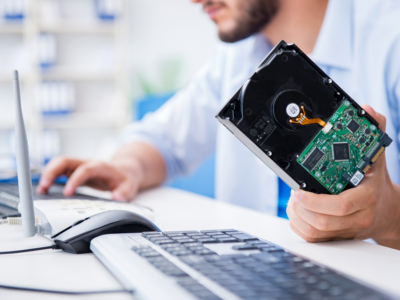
[120,0,400,216]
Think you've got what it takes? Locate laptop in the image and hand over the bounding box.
[0,181,109,217]
[90,229,393,300]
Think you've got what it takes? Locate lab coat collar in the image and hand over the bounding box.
[311,0,354,71]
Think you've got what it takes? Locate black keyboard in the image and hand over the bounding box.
[132,229,390,300]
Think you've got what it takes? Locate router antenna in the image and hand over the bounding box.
[14,70,36,237]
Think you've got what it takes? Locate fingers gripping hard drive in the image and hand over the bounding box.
[216,40,392,195]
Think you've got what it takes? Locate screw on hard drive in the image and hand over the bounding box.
[267,151,272,157]
[361,110,365,115]
[326,78,332,85]
[301,183,307,188]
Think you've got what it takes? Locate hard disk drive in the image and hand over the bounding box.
[216,40,392,195]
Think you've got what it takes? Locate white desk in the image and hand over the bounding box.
[1,187,400,299]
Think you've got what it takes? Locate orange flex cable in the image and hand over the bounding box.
[289,105,326,127]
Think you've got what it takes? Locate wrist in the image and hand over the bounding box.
[375,182,400,250]
[111,141,166,190]
[110,157,145,188]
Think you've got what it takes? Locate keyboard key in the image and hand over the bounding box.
[219,264,247,272]
[285,256,304,263]
[160,243,181,249]
[247,280,275,288]
[293,284,309,295]
[215,278,242,286]
[265,248,285,253]
[146,256,168,263]
[187,246,206,251]
[165,247,187,253]
[254,243,274,249]
[196,238,219,243]
[187,234,208,239]
[236,274,263,282]
[173,236,193,240]
[275,251,295,258]
[198,268,225,276]
[163,231,199,234]
[307,266,331,275]
[232,244,258,250]
[251,253,282,264]
[328,286,344,296]
[179,255,206,265]
[234,257,258,264]
[142,232,162,237]
[191,291,221,300]
[135,249,158,255]
[281,267,298,274]
[250,240,271,245]
[230,269,254,277]
[182,242,202,247]
[212,259,237,267]
[316,281,330,290]
[158,265,189,277]
[140,251,162,258]
[200,230,222,234]
[154,240,176,245]
[131,246,150,252]
[218,237,240,243]
[229,233,258,241]
[149,236,170,242]
[165,233,186,237]
[258,270,282,279]
[233,289,259,298]
[271,262,291,270]
[194,249,216,255]
[299,261,315,269]
[178,239,197,244]
[204,254,246,262]
[191,263,215,271]
[164,269,189,277]
[207,273,233,281]
[171,250,193,256]
[240,262,262,269]
[209,234,231,238]
[321,273,363,290]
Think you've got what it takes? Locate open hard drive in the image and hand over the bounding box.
[216,40,392,195]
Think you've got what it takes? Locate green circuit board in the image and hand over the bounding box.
[296,100,382,194]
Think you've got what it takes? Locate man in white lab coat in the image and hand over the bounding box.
[38,0,400,249]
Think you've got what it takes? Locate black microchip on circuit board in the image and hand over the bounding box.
[332,142,350,162]
[303,148,325,171]
[347,119,360,133]
[216,40,392,195]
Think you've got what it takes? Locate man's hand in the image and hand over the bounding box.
[37,157,143,201]
[287,105,400,249]
[37,142,166,202]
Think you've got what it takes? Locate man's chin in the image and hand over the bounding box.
[218,29,252,43]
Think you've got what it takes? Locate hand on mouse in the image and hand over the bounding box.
[37,142,167,202]
[286,104,400,250]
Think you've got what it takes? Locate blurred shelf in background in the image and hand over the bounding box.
[42,112,120,129]
[38,22,115,34]
[40,67,116,81]
[0,0,129,170]
[0,26,24,34]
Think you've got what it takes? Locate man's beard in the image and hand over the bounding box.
[218,0,279,43]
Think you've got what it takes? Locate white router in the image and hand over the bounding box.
[13,70,154,238]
